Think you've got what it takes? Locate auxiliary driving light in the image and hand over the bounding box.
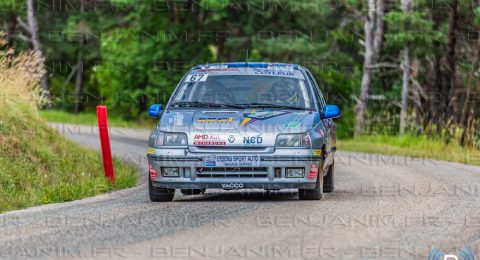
[161,167,180,177]
[286,168,305,178]
[274,168,282,178]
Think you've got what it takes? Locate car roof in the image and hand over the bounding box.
[192,62,306,71]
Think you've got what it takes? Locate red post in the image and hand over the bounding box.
[97,105,115,183]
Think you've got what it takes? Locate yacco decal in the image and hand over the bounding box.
[196,117,233,123]
[240,109,289,127]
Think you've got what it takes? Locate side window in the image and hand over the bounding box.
[305,70,326,110]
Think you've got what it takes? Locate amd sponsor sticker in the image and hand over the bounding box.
[193,134,227,146]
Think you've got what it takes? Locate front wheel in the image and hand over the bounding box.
[149,179,175,202]
[299,163,323,200]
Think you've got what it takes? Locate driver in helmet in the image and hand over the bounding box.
[269,81,298,105]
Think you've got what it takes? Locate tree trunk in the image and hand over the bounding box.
[411,59,423,133]
[428,6,443,135]
[355,0,384,135]
[400,43,411,134]
[373,0,384,51]
[26,0,49,97]
[399,0,412,134]
[431,52,442,127]
[443,0,458,124]
[355,0,375,135]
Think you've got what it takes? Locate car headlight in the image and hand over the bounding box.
[154,132,188,147]
[276,133,311,148]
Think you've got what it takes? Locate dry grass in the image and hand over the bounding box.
[0,33,49,107]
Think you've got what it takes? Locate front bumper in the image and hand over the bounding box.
[151,181,316,190]
[147,148,322,190]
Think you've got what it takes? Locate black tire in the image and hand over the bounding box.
[149,179,175,202]
[323,161,335,193]
[180,189,205,195]
[299,163,323,200]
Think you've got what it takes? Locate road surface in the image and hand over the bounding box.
[1,123,480,259]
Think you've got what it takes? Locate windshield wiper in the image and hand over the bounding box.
[170,101,244,109]
[234,103,308,110]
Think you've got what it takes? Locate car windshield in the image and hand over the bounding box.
[170,74,312,109]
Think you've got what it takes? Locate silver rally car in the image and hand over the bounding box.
[146,62,340,201]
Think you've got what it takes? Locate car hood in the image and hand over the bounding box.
[158,109,319,147]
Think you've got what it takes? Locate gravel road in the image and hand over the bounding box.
[1,123,479,260]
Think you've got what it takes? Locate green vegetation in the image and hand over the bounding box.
[40,109,156,129]
[0,39,137,213]
[339,135,480,166]
[0,0,478,146]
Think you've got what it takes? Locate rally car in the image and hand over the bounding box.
[146,62,340,201]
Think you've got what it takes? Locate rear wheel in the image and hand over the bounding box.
[149,179,175,202]
[299,162,323,200]
[180,189,205,195]
[323,161,335,193]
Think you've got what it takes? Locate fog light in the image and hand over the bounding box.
[274,168,281,178]
[286,168,304,178]
[161,167,179,177]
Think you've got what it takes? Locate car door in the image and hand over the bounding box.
[305,70,336,154]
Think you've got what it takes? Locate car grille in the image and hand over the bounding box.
[196,146,266,150]
[189,146,273,153]
[196,167,268,178]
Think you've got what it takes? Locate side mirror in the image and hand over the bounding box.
[148,104,162,118]
[321,105,341,119]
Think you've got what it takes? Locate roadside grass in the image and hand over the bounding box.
[0,105,138,213]
[0,41,137,213]
[0,104,138,213]
[338,135,480,166]
[39,109,156,129]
